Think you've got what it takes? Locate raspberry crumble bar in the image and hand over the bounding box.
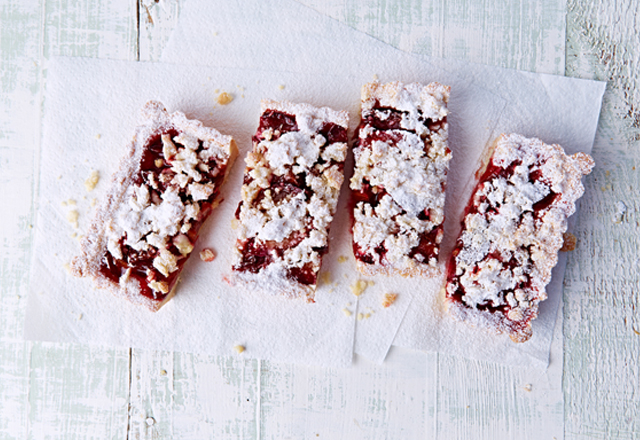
[445,134,594,342]
[71,101,237,311]
[351,81,451,277]
[231,100,349,301]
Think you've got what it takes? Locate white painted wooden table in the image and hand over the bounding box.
[1,1,638,438]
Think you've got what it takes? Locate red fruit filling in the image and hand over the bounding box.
[98,131,227,302]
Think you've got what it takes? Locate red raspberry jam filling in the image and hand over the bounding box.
[98,130,227,302]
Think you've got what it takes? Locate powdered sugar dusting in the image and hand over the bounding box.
[446,133,595,342]
[351,81,451,276]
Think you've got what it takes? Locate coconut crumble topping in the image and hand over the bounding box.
[232,100,349,301]
[445,134,594,342]
[351,81,451,277]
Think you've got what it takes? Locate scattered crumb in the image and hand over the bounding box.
[337,255,348,263]
[382,293,398,308]
[199,248,216,262]
[216,92,233,105]
[278,84,285,90]
[154,159,163,168]
[357,313,365,321]
[350,279,370,297]
[560,233,577,252]
[523,384,532,392]
[372,74,379,81]
[71,232,77,238]
[84,170,100,192]
[67,209,79,229]
[160,369,167,376]
[319,271,331,285]
[63,263,72,274]
[342,308,352,317]
[145,417,155,426]
[67,199,77,206]
[230,218,238,230]
[90,198,97,207]
[61,200,67,207]
[214,88,220,93]
[234,345,245,354]
[78,313,83,320]
[95,134,101,140]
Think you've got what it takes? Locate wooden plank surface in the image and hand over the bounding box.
[564,1,640,438]
[0,0,637,438]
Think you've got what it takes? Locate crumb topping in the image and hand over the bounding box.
[446,134,594,341]
[351,81,451,275]
[98,114,233,301]
[232,100,348,299]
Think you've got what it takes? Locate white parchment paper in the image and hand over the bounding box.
[160,0,605,368]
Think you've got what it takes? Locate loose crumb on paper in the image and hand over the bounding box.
[278,84,285,90]
[67,209,79,229]
[337,255,348,263]
[160,369,167,376]
[342,308,352,317]
[216,92,234,105]
[350,280,369,296]
[523,384,533,392]
[234,345,245,354]
[199,248,216,262]
[382,293,398,308]
[319,271,331,286]
[84,170,100,192]
[350,279,375,297]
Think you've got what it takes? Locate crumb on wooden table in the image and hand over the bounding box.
[560,233,577,252]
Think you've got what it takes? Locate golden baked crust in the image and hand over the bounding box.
[445,133,594,342]
[231,100,349,301]
[351,80,451,277]
[71,101,237,311]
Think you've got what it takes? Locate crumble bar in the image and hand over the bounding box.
[71,101,237,311]
[351,80,451,277]
[445,134,594,342]
[231,99,349,301]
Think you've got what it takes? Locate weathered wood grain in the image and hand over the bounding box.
[298,0,566,75]
[127,350,260,439]
[0,0,43,149]
[260,350,427,439]
[565,1,640,437]
[139,0,181,62]
[5,0,635,438]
